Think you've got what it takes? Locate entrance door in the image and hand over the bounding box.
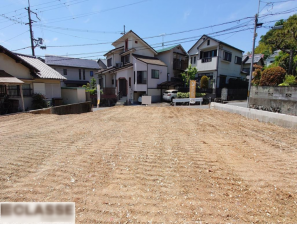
[119,79,127,96]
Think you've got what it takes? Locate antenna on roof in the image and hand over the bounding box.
[121,25,126,35]
[160,33,165,47]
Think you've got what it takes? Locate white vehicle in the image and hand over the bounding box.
[163,89,178,102]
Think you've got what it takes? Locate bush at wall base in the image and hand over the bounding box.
[32,93,47,110]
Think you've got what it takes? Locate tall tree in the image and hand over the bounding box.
[261,15,297,75]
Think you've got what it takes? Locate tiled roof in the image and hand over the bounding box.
[243,54,264,64]
[188,34,244,53]
[132,54,167,66]
[156,45,179,53]
[0,70,24,84]
[17,54,66,80]
[45,55,100,69]
[112,30,158,55]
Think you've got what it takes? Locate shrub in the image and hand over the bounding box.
[200,76,209,89]
[177,92,206,98]
[259,66,286,86]
[252,64,263,86]
[278,75,297,86]
[32,93,47,109]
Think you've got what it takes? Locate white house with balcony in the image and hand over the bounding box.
[97,30,168,103]
[188,35,244,94]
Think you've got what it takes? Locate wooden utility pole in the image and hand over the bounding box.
[247,0,261,108]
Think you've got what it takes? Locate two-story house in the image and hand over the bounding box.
[188,35,244,94]
[45,55,101,87]
[156,44,188,80]
[98,30,168,103]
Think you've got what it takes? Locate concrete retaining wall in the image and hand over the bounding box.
[250,86,297,116]
[29,101,92,115]
[210,102,297,129]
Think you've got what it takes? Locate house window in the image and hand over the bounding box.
[83,69,85,80]
[194,56,196,64]
[137,71,147,84]
[235,56,242,65]
[107,58,112,67]
[63,69,67,75]
[207,40,210,45]
[191,57,193,64]
[79,69,81,80]
[7,85,31,97]
[129,77,131,87]
[151,69,159,79]
[90,71,93,77]
[112,79,114,85]
[223,51,232,62]
[22,84,32,96]
[121,54,130,64]
[0,85,6,97]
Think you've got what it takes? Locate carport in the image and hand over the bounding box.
[0,70,25,112]
[157,81,184,100]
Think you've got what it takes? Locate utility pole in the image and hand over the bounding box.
[247,0,261,108]
[124,25,125,34]
[26,0,35,56]
[25,0,46,56]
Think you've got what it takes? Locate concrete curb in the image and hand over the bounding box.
[210,102,297,129]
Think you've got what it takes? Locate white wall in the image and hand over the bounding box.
[52,66,95,86]
[61,88,86,104]
[0,53,32,79]
[156,51,172,79]
[147,64,168,89]
[197,57,217,71]
[218,45,243,83]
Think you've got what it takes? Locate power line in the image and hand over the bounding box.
[12,46,31,51]
[0,30,29,43]
[34,24,122,34]
[34,0,149,24]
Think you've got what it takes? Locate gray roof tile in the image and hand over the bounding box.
[45,55,100,69]
[17,54,66,80]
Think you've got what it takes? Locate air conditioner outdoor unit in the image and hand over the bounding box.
[116,63,123,68]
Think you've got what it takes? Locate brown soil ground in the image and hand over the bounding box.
[0,107,297,223]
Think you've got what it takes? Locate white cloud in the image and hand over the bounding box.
[84,18,90,23]
[53,37,58,42]
[183,9,191,20]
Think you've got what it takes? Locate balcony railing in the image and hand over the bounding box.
[173,59,188,70]
[201,57,212,63]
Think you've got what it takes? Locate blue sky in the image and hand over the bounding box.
[1,0,297,60]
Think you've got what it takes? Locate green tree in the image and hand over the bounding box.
[260,15,297,75]
[200,75,209,89]
[181,65,198,86]
[83,77,97,95]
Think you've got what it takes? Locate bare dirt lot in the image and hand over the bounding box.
[0,107,297,223]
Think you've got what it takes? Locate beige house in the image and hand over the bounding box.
[98,30,168,103]
[0,45,66,112]
[156,44,188,80]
